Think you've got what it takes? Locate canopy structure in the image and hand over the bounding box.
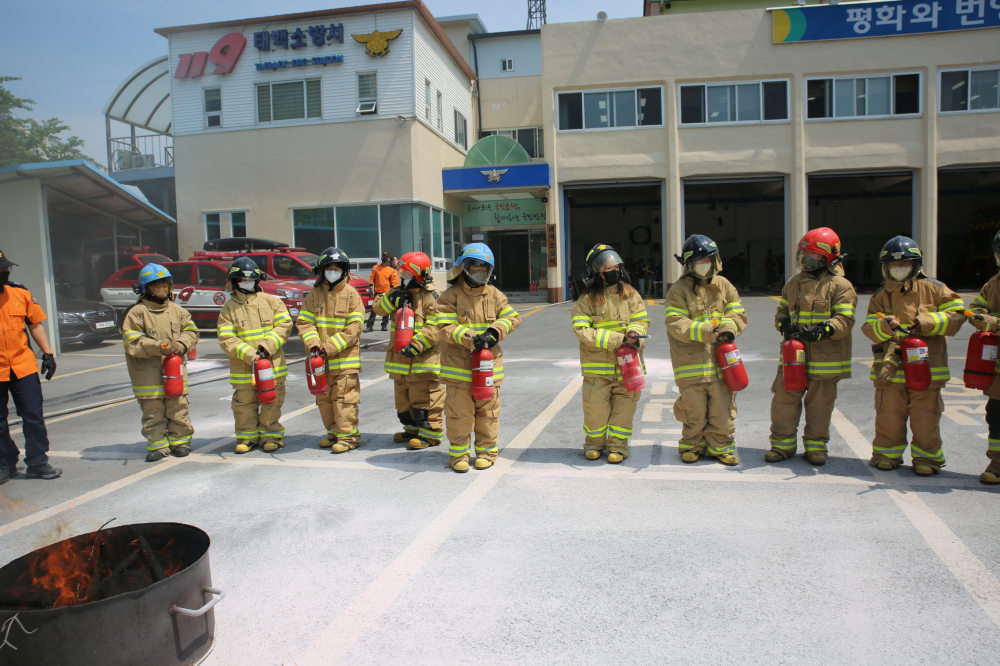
[103,56,172,134]
[463,135,531,167]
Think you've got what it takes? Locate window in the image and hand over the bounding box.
[454,110,467,149]
[478,127,545,159]
[256,79,321,123]
[196,264,230,288]
[204,88,222,128]
[501,58,514,72]
[231,212,246,238]
[806,73,920,119]
[941,68,1000,113]
[358,72,377,114]
[436,91,442,131]
[292,208,336,255]
[424,80,431,120]
[273,255,317,279]
[679,80,788,125]
[558,88,662,131]
[205,213,221,241]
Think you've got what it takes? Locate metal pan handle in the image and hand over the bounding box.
[170,585,224,617]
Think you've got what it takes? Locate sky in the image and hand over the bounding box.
[3,0,642,166]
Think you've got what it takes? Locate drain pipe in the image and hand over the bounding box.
[471,38,483,137]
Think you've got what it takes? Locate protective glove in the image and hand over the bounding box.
[484,328,499,349]
[717,330,735,343]
[776,317,792,334]
[472,333,489,351]
[40,353,57,380]
[799,324,832,342]
[257,347,270,359]
[971,313,999,333]
[386,290,406,309]
[170,341,187,356]
[398,344,420,358]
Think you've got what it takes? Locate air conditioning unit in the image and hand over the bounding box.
[112,150,132,171]
[143,154,156,168]
[131,154,147,169]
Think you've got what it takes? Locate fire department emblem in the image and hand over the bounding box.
[481,168,509,184]
[214,292,226,305]
[352,29,403,57]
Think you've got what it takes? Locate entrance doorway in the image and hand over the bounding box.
[683,177,785,290]
[479,228,547,294]
[808,171,913,289]
[937,166,1000,288]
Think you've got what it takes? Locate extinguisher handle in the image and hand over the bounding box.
[876,312,913,335]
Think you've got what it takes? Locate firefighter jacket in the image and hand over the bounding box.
[571,286,650,378]
[372,281,441,377]
[664,265,748,387]
[775,266,858,381]
[861,275,965,390]
[296,279,365,376]
[122,297,199,399]
[970,273,1000,399]
[218,288,293,388]
[436,277,520,388]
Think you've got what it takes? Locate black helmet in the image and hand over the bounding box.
[585,244,624,278]
[314,247,350,287]
[674,234,719,266]
[229,257,267,294]
[879,236,923,282]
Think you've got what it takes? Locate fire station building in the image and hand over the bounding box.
[102,0,998,301]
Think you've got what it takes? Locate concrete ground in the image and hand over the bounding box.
[2,293,999,665]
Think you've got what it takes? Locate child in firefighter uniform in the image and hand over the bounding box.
[767,228,857,465]
[964,229,1000,484]
[664,235,748,465]
[861,236,965,476]
[122,264,199,462]
[436,243,521,472]
[372,252,444,449]
[217,257,293,453]
[296,248,365,453]
[571,244,649,463]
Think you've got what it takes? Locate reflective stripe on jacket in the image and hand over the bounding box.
[436,279,520,387]
[218,290,293,387]
[123,298,199,399]
[970,273,1000,400]
[296,280,364,375]
[861,275,965,389]
[373,282,441,377]
[571,286,649,377]
[664,271,748,387]
[775,266,857,380]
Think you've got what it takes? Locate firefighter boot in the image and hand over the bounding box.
[681,451,701,463]
[585,450,601,460]
[714,453,739,466]
[330,442,352,454]
[235,440,257,454]
[262,440,283,453]
[474,457,494,469]
[146,448,170,462]
[980,469,1000,485]
[914,464,937,476]
[395,411,418,445]
[806,452,827,466]
[408,409,432,449]
[608,452,624,464]
[873,460,896,471]
[452,460,470,473]
[764,451,785,463]
[319,435,336,448]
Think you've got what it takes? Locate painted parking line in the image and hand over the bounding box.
[294,375,584,666]
[50,362,127,379]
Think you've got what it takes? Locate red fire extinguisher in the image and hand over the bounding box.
[964,311,999,390]
[615,342,646,392]
[714,321,749,392]
[471,348,495,401]
[252,356,277,403]
[782,335,808,392]
[305,349,328,396]
[162,345,184,399]
[394,298,415,353]
[187,345,197,361]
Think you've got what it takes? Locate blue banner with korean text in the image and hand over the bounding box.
[773,0,1000,42]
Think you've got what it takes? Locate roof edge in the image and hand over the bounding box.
[468,29,540,40]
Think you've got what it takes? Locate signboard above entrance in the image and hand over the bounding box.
[772,0,1000,43]
[463,200,547,227]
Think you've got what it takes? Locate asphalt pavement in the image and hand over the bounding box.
[3,293,999,666]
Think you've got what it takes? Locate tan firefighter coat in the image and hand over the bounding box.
[775,265,858,380]
[861,274,965,390]
[664,261,748,387]
[296,279,365,376]
[217,287,293,388]
[966,274,1000,399]
[571,285,649,378]
[372,281,441,378]
[122,297,199,399]
[436,276,521,388]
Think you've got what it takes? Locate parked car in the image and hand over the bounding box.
[99,261,309,328]
[57,299,119,346]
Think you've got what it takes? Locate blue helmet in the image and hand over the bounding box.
[137,263,172,295]
[453,243,495,286]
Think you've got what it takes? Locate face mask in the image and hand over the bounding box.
[602,269,620,285]
[0,271,8,293]
[801,255,826,272]
[691,262,712,277]
[889,266,911,282]
[238,280,256,292]
[325,269,342,283]
[465,268,488,286]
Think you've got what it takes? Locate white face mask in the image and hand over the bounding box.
[889,266,911,282]
[692,262,712,277]
[238,280,256,292]
[325,269,342,283]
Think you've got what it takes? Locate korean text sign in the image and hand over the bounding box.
[773,0,1000,43]
[462,200,547,227]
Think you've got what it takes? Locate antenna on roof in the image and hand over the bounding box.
[527,0,546,30]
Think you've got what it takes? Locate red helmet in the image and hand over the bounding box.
[397,251,433,284]
[798,227,842,263]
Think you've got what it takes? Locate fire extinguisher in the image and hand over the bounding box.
[471,348,495,401]
[713,321,749,392]
[964,310,999,390]
[781,334,808,392]
[161,343,184,399]
[879,314,931,391]
[305,349,328,396]
[187,345,197,361]
[252,355,277,403]
[394,295,415,353]
[615,336,647,392]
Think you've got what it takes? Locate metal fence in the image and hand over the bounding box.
[109,135,173,172]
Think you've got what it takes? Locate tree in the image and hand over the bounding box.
[0,75,91,168]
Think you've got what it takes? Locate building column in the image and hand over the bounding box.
[919,74,939,276]
[787,75,809,280]
[664,81,683,286]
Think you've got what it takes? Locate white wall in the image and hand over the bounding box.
[473,34,542,79]
[413,13,474,149]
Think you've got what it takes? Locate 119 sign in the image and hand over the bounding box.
[175,33,247,79]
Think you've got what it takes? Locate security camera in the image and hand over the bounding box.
[540,196,548,203]
[597,11,607,21]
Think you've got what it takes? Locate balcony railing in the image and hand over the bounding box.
[109,135,173,172]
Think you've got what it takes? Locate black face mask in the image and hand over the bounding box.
[0,272,8,293]
[601,269,620,286]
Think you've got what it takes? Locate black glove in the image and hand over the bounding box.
[40,353,56,381]
[387,290,405,309]
[717,331,735,343]
[398,344,419,358]
[484,328,499,348]
[472,333,489,351]
[799,324,832,342]
[257,347,270,359]
[777,318,792,334]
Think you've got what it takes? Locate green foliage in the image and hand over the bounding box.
[0,75,92,168]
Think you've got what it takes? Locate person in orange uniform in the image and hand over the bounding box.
[366,252,400,332]
[0,250,61,484]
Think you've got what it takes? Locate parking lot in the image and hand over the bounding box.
[3,293,1000,665]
